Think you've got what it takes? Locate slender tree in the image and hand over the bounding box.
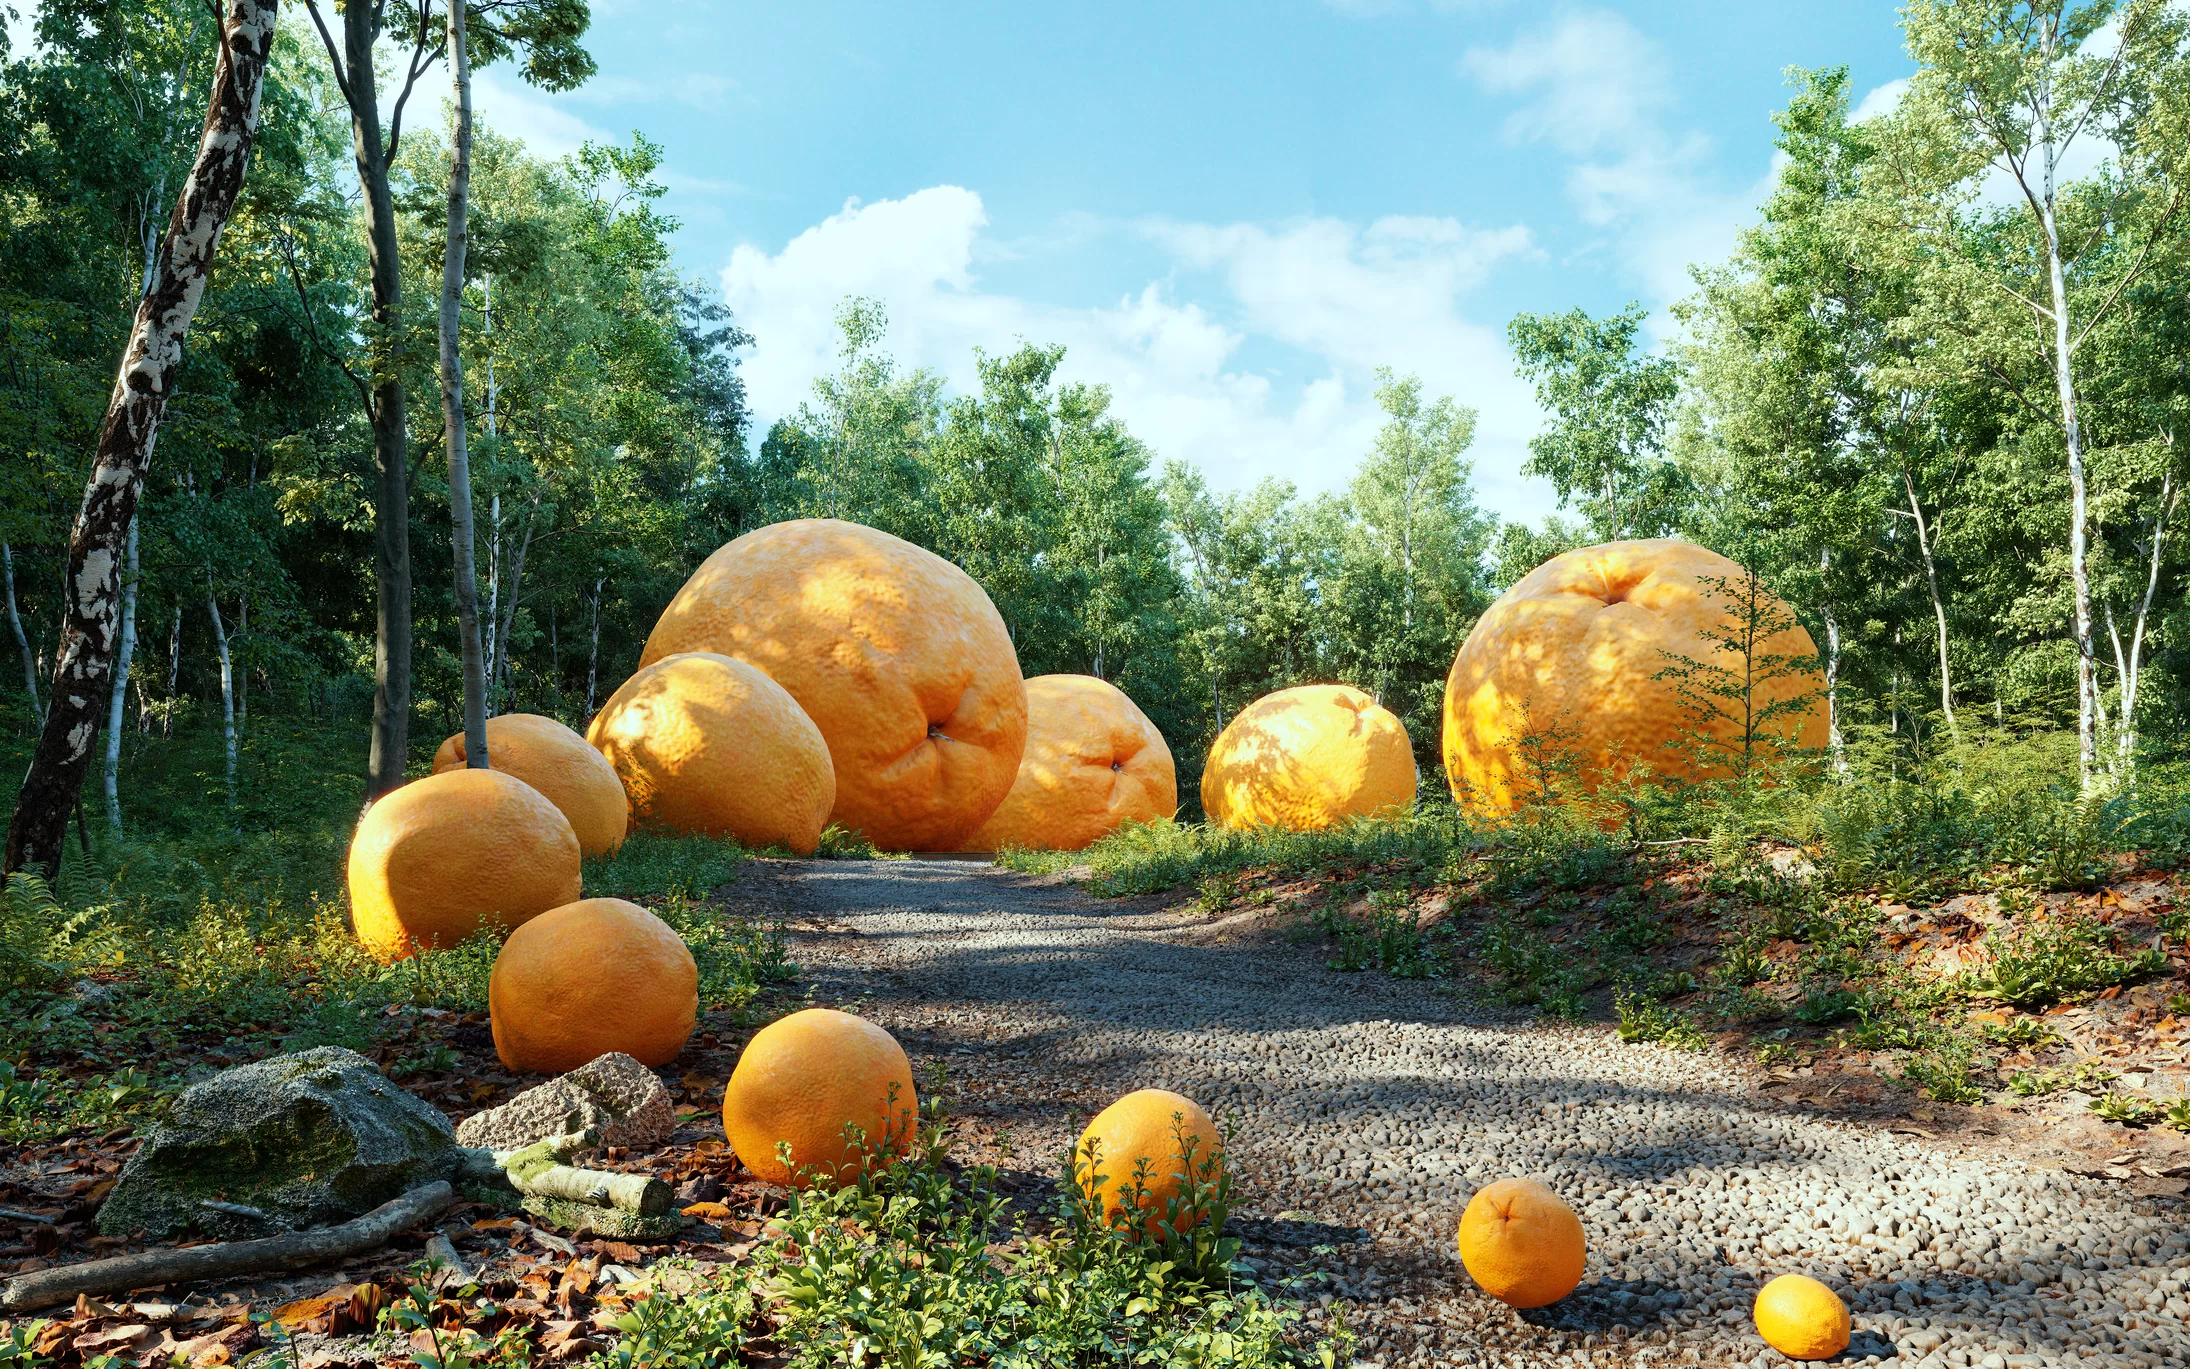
[300,0,591,798]
[440,0,488,768]
[4,0,280,881]
[1879,0,2190,786]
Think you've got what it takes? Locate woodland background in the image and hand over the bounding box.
[3,0,2188,844]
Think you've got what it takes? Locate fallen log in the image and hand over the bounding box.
[0,1182,457,1314]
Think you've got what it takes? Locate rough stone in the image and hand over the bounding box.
[454,1052,675,1153]
[98,1047,464,1240]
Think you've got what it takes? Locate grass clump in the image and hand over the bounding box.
[1971,912,2167,1008]
[744,1091,1329,1367]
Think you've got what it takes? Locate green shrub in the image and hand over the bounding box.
[1973,914,2166,1007]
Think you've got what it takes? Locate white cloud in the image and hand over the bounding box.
[1461,9,1763,309]
[719,188,1555,517]
[1852,76,1910,124]
[471,70,614,160]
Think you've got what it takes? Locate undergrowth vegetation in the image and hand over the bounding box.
[1022,723,2190,1121]
[0,723,797,1146]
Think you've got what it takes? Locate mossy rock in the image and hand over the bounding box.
[98,1047,464,1239]
[521,1194,687,1240]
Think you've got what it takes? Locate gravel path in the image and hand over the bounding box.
[744,858,2190,1369]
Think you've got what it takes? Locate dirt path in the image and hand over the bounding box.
[741,858,2190,1369]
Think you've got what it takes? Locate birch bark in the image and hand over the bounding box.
[4,0,279,880]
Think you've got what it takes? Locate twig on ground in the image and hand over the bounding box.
[0,1182,458,1313]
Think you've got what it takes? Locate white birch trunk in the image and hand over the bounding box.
[207,583,236,811]
[103,519,140,832]
[3,541,39,719]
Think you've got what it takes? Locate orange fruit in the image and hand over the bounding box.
[346,769,581,963]
[1455,1177,1586,1308]
[1200,684,1416,830]
[721,1008,917,1188]
[963,675,1177,852]
[433,713,630,857]
[585,652,835,855]
[640,519,1027,851]
[1753,1274,1850,1361]
[1442,539,1826,812]
[1074,1089,1224,1235]
[488,897,697,1073]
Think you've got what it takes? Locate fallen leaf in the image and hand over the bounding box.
[73,1323,153,1354]
[681,1201,736,1222]
[593,1240,643,1265]
[472,1217,519,1230]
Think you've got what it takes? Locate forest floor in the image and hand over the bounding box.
[8,855,2190,1367]
[746,857,2190,1369]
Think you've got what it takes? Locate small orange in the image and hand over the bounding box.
[1753,1274,1850,1361]
[347,769,581,962]
[964,675,1177,852]
[721,1008,916,1188]
[586,652,836,855]
[1201,684,1416,830]
[433,713,630,857]
[1455,1177,1586,1308]
[488,897,698,1073]
[1074,1089,1224,1234]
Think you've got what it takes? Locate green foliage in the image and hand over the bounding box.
[1614,983,1708,1050]
[2089,1092,2165,1127]
[584,831,747,900]
[1899,1036,1984,1106]
[747,1094,1324,1368]
[1972,913,2167,1007]
[2007,1060,2117,1097]
[1507,302,1690,541]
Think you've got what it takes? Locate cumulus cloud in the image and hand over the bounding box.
[1461,9,1767,307]
[719,188,1553,516]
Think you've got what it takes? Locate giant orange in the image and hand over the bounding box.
[346,769,581,962]
[433,713,629,857]
[721,1008,917,1188]
[1442,539,1826,812]
[586,651,835,855]
[489,897,697,1073]
[641,520,1027,851]
[1754,1274,1850,1361]
[964,675,1176,852]
[1200,684,1415,831]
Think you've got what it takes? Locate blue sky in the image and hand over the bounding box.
[481,4,1906,522]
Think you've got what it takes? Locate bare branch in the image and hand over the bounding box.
[302,0,355,108]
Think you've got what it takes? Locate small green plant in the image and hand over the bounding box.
[2163,1099,2190,1133]
[1615,984,1708,1050]
[1795,984,1860,1026]
[1712,939,1773,988]
[1899,1036,1983,1105]
[1975,915,2166,1007]
[1975,1014,2059,1049]
[1194,873,1235,914]
[2089,1092,2164,1127]
[2007,1060,2117,1097]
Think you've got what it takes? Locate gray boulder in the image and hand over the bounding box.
[99,1047,465,1240]
[454,1052,675,1154]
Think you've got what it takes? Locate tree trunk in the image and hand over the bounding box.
[161,604,180,737]
[585,577,602,719]
[207,582,236,812]
[310,0,414,802]
[3,0,279,881]
[489,505,537,715]
[486,490,501,699]
[1901,467,1958,743]
[234,594,247,728]
[439,0,489,771]
[2108,461,2177,777]
[2,542,39,721]
[103,519,140,833]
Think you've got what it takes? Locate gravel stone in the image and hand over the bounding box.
[755,860,2190,1367]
